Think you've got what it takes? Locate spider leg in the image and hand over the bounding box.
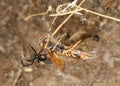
[21,57,35,66]
[29,44,37,54]
[38,58,41,63]
[38,49,44,55]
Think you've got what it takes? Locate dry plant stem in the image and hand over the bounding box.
[50,9,83,16]
[13,69,22,86]
[81,7,120,22]
[52,0,86,37]
[24,12,47,21]
[24,6,52,21]
[50,7,120,22]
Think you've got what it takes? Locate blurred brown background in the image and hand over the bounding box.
[0,0,120,86]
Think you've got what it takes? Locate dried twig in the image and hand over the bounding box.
[50,5,120,22]
[51,0,86,37]
[12,69,22,86]
[24,6,52,21]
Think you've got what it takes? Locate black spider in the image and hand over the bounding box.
[21,44,47,66]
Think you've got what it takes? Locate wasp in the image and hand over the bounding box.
[21,44,47,66]
[38,33,95,70]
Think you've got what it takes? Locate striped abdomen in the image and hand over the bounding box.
[56,50,94,60]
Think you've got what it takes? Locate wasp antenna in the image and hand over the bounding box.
[29,44,37,54]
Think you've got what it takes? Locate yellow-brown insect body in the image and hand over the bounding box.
[47,51,65,70]
[38,34,95,70]
[39,35,93,60]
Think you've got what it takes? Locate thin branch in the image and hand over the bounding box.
[13,69,22,86]
[51,0,86,37]
[50,7,120,22]
[81,7,120,22]
[50,8,83,16]
[24,6,52,21]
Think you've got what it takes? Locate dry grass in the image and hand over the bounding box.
[0,0,120,86]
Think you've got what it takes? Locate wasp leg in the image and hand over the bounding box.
[52,35,63,51]
[44,34,50,48]
[63,40,81,54]
[38,49,44,56]
[29,44,37,54]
